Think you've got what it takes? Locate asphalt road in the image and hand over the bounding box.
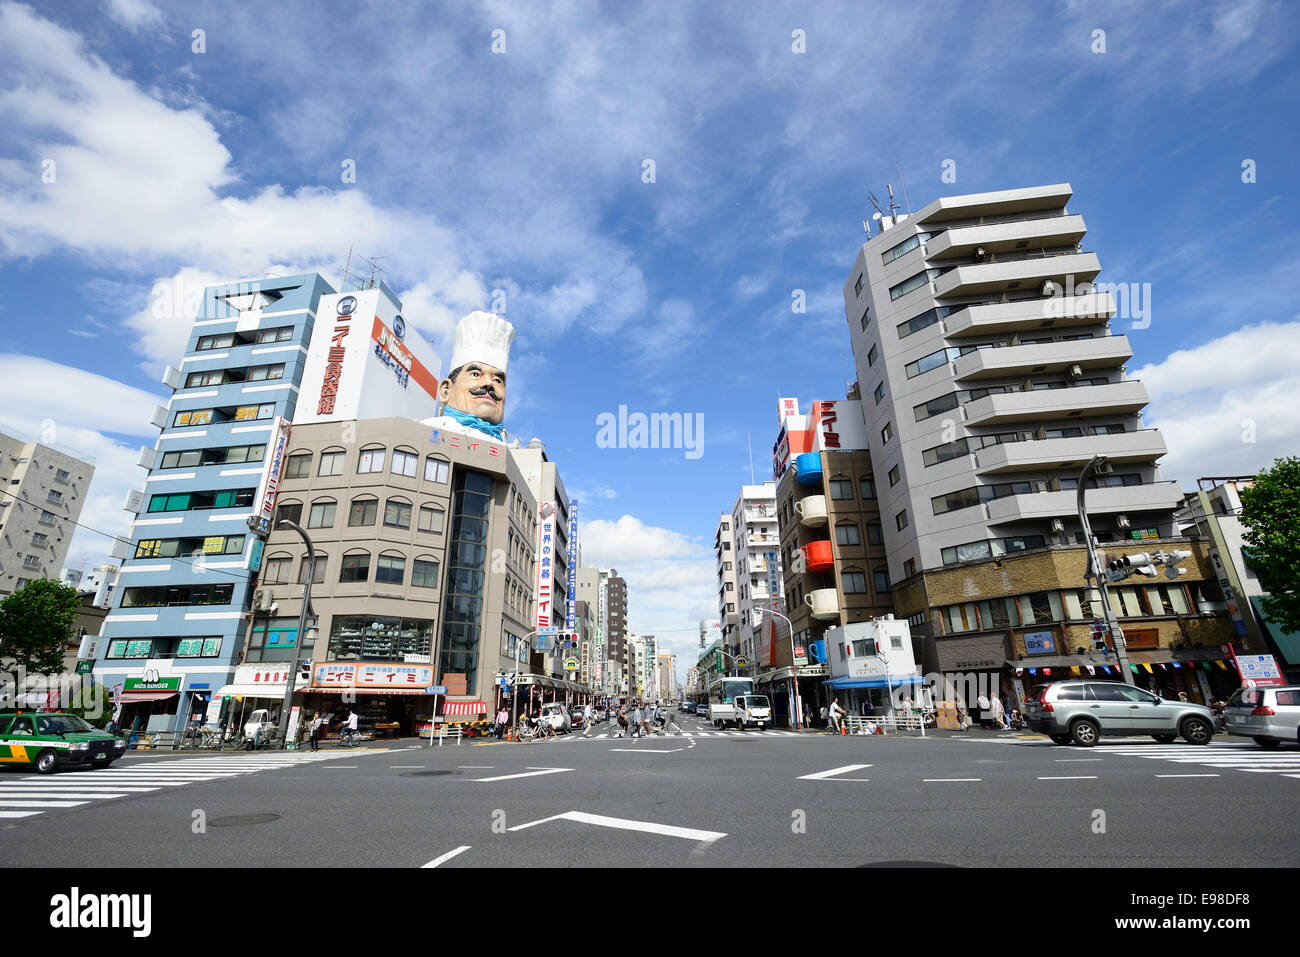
[4,715,1298,868]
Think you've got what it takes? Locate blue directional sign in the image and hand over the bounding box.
[426,685,447,695]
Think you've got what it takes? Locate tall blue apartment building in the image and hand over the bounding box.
[96,274,335,735]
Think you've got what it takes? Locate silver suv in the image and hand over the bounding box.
[1024,680,1217,747]
[1224,685,1300,749]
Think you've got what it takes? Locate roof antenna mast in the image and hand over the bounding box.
[896,160,912,214]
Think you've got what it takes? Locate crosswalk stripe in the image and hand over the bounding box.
[0,799,93,807]
[0,810,41,818]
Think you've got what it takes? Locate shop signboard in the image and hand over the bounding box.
[75,661,94,675]
[1235,654,1284,687]
[536,501,557,632]
[565,657,579,672]
[1023,631,1057,656]
[566,504,579,631]
[123,675,182,693]
[251,417,292,535]
[793,645,808,666]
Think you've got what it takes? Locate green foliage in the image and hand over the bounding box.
[1239,457,1300,634]
[66,682,111,728]
[0,578,82,678]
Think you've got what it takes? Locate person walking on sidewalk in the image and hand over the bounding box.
[989,693,1010,731]
[582,702,594,737]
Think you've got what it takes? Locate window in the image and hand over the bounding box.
[873,381,885,405]
[867,343,879,367]
[55,469,69,484]
[896,509,909,531]
[159,444,266,469]
[858,478,875,499]
[121,583,235,607]
[842,571,867,593]
[835,524,860,546]
[829,479,853,500]
[31,532,48,547]
[391,449,418,477]
[47,490,63,505]
[261,554,292,584]
[256,325,294,343]
[298,552,327,585]
[232,403,275,422]
[307,500,336,529]
[23,555,41,569]
[881,422,893,444]
[873,570,892,593]
[384,500,412,529]
[318,450,345,476]
[38,510,56,526]
[903,558,916,578]
[860,308,870,331]
[340,552,370,583]
[376,553,406,585]
[896,303,952,339]
[275,501,302,526]
[284,454,311,479]
[412,558,440,588]
[424,457,450,484]
[147,488,255,513]
[418,505,445,533]
[881,231,933,265]
[854,274,864,297]
[173,409,214,427]
[905,347,964,379]
[866,523,884,545]
[888,267,942,301]
[358,447,386,473]
[196,333,235,351]
[888,465,900,487]
[348,497,378,526]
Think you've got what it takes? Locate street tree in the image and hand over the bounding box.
[1239,456,1300,635]
[0,578,82,679]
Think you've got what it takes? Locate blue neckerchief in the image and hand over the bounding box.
[442,405,506,439]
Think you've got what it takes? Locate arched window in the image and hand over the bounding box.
[262,551,293,585]
[339,550,370,583]
[284,449,313,479]
[418,503,445,533]
[307,497,337,529]
[412,555,440,589]
[275,499,303,527]
[424,455,450,484]
[391,446,418,477]
[384,497,412,530]
[358,445,386,474]
[376,550,407,585]
[298,550,327,585]
[318,446,346,477]
[348,495,379,527]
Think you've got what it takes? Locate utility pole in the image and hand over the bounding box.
[275,519,316,747]
[1076,456,1134,686]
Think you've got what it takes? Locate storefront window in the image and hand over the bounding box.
[327,615,433,660]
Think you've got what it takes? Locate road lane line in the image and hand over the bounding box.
[1055,758,1104,762]
[0,799,91,807]
[0,810,40,818]
[924,778,982,782]
[1037,775,1098,780]
[390,765,425,769]
[798,764,872,781]
[469,767,573,782]
[508,810,726,845]
[1155,773,1221,778]
[609,748,685,753]
[421,845,472,868]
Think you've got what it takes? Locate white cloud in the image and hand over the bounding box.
[1134,320,1300,485]
[0,354,166,575]
[103,0,164,33]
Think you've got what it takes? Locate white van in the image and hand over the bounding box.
[242,709,277,746]
[734,695,772,730]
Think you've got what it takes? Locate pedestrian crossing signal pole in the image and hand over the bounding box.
[1076,456,1135,686]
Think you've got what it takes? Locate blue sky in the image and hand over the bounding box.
[1,0,1297,669]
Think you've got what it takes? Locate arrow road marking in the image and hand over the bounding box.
[797,764,872,781]
[469,767,573,782]
[421,845,472,868]
[508,810,727,846]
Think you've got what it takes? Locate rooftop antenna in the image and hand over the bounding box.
[361,255,388,289]
[868,191,884,219]
[747,432,756,485]
[896,160,913,214]
[341,242,354,292]
[886,184,901,220]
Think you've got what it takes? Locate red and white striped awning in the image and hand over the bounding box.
[443,700,488,716]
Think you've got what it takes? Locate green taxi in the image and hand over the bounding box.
[0,712,126,774]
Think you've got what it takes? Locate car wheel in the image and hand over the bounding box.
[92,758,114,769]
[1069,720,1100,747]
[35,749,59,774]
[1253,736,1281,750]
[1049,734,1071,744]
[1181,716,1213,745]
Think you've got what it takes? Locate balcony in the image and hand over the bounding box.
[925,215,1088,261]
[933,252,1100,299]
[795,495,828,527]
[803,588,840,621]
[964,380,1150,426]
[976,430,1168,475]
[985,482,1185,524]
[945,292,1116,338]
[952,335,1132,381]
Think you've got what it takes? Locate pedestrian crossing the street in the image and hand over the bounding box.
[0,750,382,821]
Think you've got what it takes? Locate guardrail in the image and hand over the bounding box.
[843,712,927,736]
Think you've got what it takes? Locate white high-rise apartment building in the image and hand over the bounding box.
[843,183,1181,584]
[714,514,738,650]
[728,483,782,674]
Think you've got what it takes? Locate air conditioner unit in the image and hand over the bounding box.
[160,366,182,390]
[1068,364,1084,379]
[1116,514,1131,529]
[251,588,275,612]
[149,405,170,430]
[137,446,158,470]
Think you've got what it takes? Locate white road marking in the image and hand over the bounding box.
[421,845,472,868]
[609,748,685,753]
[798,764,872,781]
[389,765,425,769]
[458,766,494,769]
[469,767,573,782]
[0,810,40,818]
[1155,774,1221,778]
[1038,775,1098,780]
[508,810,727,845]
[924,778,982,782]
[0,799,91,807]
[1055,758,1104,762]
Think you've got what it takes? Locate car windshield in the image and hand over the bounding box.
[745,696,770,708]
[34,715,95,735]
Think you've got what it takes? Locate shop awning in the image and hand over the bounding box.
[823,675,925,689]
[215,684,286,699]
[443,700,488,715]
[305,687,432,696]
[1251,596,1300,665]
[119,691,179,703]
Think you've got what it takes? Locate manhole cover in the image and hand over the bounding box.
[405,770,459,777]
[209,813,281,827]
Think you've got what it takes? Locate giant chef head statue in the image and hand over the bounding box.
[436,311,515,439]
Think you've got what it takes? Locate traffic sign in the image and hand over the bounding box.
[564,657,579,672]
[426,685,447,695]
[735,655,749,668]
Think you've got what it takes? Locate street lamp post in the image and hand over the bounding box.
[1076,455,1136,687]
[274,519,317,748]
[762,608,803,731]
[510,630,540,731]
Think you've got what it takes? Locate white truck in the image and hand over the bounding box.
[709,677,757,729]
[733,694,772,730]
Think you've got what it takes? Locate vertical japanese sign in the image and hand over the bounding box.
[535,501,557,632]
[317,294,358,416]
[566,504,579,632]
[252,417,291,535]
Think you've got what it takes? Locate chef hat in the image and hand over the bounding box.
[449,311,515,374]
